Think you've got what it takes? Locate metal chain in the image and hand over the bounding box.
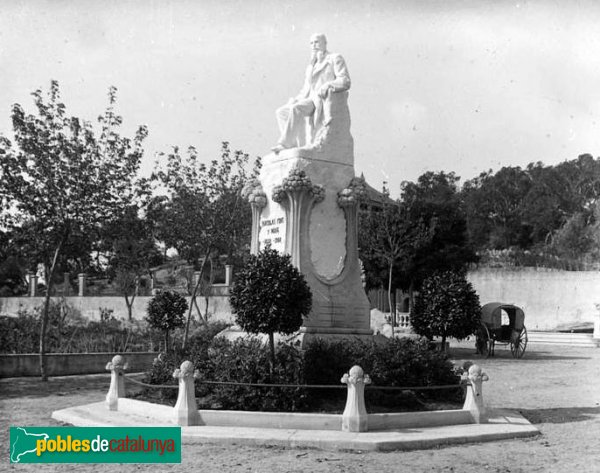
[122,374,468,392]
[123,374,178,389]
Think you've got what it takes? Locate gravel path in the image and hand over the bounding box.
[2,342,599,473]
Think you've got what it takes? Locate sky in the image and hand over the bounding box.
[1,0,600,197]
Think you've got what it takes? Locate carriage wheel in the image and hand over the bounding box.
[475,323,492,358]
[510,326,528,358]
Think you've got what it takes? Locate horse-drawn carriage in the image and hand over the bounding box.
[475,302,528,358]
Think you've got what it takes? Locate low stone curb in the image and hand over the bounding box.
[51,399,539,452]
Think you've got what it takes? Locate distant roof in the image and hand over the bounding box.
[360,173,396,207]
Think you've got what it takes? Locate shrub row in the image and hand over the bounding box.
[141,333,462,413]
[0,300,163,354]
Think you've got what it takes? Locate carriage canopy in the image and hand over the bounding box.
[481,302,525,331]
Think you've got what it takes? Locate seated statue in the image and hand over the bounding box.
[272,33,351,153]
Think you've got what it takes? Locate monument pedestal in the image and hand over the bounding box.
[242,138,372,343]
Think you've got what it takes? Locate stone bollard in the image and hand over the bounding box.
[173,361,200,426]
[341,365,371,432]
[463,363,489,423]
[105,355,128,411]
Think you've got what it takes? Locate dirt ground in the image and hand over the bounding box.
[2,341,600,473]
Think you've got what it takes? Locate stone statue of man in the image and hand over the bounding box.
[272,34,351,153]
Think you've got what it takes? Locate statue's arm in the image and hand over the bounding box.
[329,54,351,92]
[317,54,351,99]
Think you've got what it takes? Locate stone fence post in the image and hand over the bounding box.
[63,272,70,296]
[105,355,128,411]
[28,274,37,297]
[173,361,200,426]
[463,363,489,423]
[224,265,233,286]
[593,304,600,341]
[194,271,202,289]
[78,273,86,297]
[341,365,371,432]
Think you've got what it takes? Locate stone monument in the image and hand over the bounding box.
[242,33,372,342]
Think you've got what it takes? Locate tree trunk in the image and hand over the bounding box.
[193,297,208,326]
[441,333,447,353]
[388,260,395,330]
[182,250,211,349]
[124,294,135,321]
[268,332,275,380]
[164,329,170,353]
[39,237,66,381]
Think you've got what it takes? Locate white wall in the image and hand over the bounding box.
[3,268,599,332]
[0,295,234,324]
[467,268,600,331]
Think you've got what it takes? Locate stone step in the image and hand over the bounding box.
[528,331,599,347]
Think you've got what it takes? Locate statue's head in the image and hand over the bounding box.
[310,33,327,52]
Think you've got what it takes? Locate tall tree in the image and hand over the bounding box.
[105,207,163,320]
[0,81,147,380]
[462,167,532,249]
[462,155,600,260]
[401,171,478,292]
[150,142,260,347]
[359,199,434,326]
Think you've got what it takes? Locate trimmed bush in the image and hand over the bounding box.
[230,247,312,369]
[146,290,188,353]
[304,337,462,408]
[411,270,482,350]
[139,322,231,402]
[196,337,307,411]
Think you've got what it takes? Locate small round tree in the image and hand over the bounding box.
[410,271,481,352]
[146,290,188,353]
[230,247,312,371]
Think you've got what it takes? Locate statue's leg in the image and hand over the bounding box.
[275,99,314,148]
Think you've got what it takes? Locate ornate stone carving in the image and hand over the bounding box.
[242,178,267,208]
[337,176,367,208]
[105,354,127,372]
[243,179,267,254]
[173,360,200,426]
[462,363,489,424]
[341,365,371,432]
[270,168,325,267]
[173,360,197,379]
[272,169,325,204]
[105,355,127,411]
